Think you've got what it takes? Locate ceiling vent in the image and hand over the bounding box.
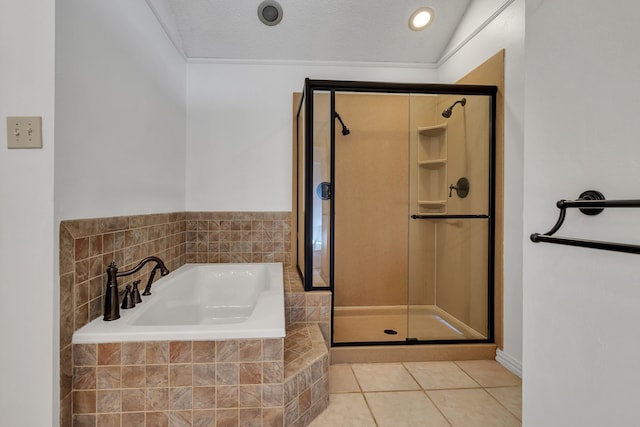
[257,1,283,26]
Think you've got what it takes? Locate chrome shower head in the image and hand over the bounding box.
[334,112,350,136]
[442,98,467,118]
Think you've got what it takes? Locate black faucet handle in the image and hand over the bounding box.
[121,285,135,309]
[132,280,142,304]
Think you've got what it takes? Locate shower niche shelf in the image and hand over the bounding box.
[418,159,447,169]
[417,200,447,209]
[417,123,448,214]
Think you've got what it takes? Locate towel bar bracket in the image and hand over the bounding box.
[575,190,605,215]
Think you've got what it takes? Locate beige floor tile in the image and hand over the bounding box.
[365,391,451,427]
[308,393,376,427]
[427,388,521,427]
[486,385,522,420]
[329,364,361,393]
[351,363,420,392]
[404,361,480,390]
[455,360,521,387]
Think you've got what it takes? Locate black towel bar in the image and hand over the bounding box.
[530,190,640,254]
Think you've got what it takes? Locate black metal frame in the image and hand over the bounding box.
[531,190,640,254]
[296,78,498,347]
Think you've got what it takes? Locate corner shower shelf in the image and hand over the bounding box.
[417,122,448,214]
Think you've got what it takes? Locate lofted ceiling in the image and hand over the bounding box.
[146,0,474,65]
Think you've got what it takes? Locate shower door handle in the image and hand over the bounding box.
[316,182,332,200]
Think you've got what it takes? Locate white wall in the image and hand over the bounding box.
[0,1,56,425]
[55,0,187,221]
[440,0,517,63]
[523,1,640,425]
[438,0,525,373]
[186,62,437,211]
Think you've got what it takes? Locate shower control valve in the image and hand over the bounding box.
[449,177,470,198]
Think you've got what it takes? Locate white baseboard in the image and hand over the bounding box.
[496,349,522,378]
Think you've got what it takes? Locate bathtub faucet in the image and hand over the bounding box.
[119,256,170,297]
[103,256,170,321]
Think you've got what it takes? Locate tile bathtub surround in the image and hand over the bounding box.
[60,212,187,337]
[283,324,330,427]
[283,268,331,347]
[184,212,292,265]
[60,212,188,427]
[59,211,297,426]
[72,339,286,427]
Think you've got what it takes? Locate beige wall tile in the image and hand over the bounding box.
[169,364,193,387]
[73,390,96,414]
[239,385,262,408]
[192,341,216,363]
[122,365,146,389]
[121,342,145,365]
[97,343,121,366]
[122,388,145,412]
[145,365,169,387]
[146,411,169,427]
[193,363,216,387]
[96,389,121,413]
[169,387,192,410]
[193,410,215,426]
[146,342,169,364]
[96,366,121,389]
[193,387,216,409]
[169,341,192,363]
[146,388,169,411]
[122,411,145,425]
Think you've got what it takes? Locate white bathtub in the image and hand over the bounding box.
[72,263,285,344]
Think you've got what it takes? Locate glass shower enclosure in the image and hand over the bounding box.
[295,79,497,346]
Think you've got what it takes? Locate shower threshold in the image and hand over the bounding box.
[333,305,485,344]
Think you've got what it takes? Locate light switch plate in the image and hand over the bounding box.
[6,116,42,149]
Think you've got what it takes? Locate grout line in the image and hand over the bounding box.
[423,390,454,427]
[361,393,380,427]
[401,361,454,427]
[348,364,364,393]
[484,385,523,422]
[349,364,379,426]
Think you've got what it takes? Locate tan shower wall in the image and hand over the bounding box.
[437,95,489,215]
[435,219,489,336]
[334,93,409,307]
[433,94,490,336]
[408,95,439,305]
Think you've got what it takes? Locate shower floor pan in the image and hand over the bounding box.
[333,305,485,343]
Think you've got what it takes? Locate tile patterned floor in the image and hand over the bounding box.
[309,360,521,426]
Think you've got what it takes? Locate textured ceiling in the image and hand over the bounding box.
[147,0,473,64]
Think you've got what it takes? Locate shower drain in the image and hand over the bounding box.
[383,329,398,335]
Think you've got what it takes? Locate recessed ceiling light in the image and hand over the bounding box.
[409,7,434,31]
[258,0,283,26]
